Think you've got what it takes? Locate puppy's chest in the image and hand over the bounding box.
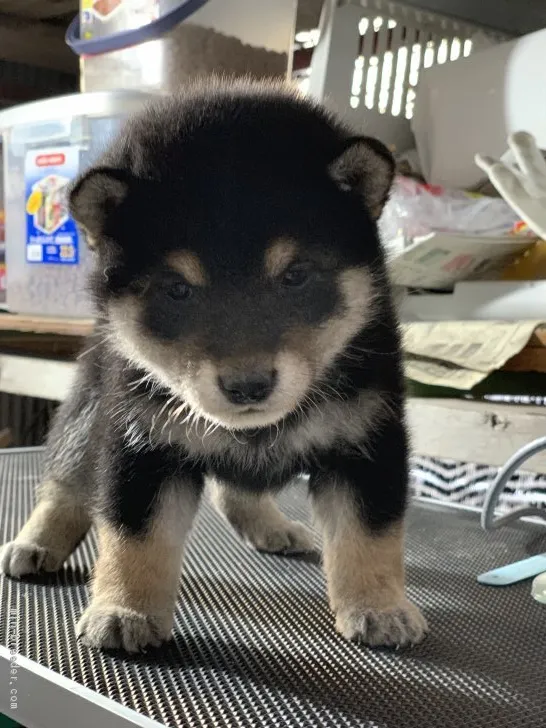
[154,412,305,478]
[118,396,298,471]
[118,389,384,477]
[143,391,374,444]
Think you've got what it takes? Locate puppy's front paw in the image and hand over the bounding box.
[77,603,172,653]
[0,541,65,578]
[336,598,428,648]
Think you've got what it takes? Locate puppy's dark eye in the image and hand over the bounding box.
[166,281,192,301]
[281,265,311,288]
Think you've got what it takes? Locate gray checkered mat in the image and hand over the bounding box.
[1,449,545,727]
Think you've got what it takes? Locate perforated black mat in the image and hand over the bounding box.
[1,448,545,727]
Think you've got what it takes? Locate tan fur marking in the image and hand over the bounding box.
[15,481,91,562]
[315,266,376,376]
[83,230,98,250]
[166,250,208,286]
[264,237,298,278]
[314,486,404,614]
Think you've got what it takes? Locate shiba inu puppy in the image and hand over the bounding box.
[1,81,427,652]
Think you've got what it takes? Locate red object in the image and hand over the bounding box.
[93,0,123,18]
[443,254,474,272]
[36,153,65,168]
[423,184,445,196]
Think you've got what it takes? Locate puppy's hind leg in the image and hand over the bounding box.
[0,392,95,579]
[209,478,315,555]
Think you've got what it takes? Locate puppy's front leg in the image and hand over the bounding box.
[310,420,427,648]
[78,452,202,653]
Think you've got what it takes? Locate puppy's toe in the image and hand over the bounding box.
[77,603,172,653]
[336,598,428,648]
[0,541,65,578]
[250,520,315,554]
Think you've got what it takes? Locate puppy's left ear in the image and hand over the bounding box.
[329,136,395,218]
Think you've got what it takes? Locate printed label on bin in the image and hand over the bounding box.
[25,146,80,265]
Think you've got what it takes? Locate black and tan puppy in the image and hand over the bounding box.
[0,82,427,652]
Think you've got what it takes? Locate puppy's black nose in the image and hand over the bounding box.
[218,371,276,405]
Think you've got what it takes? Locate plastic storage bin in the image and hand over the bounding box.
[69,0,297,93]
[0,90,153,317]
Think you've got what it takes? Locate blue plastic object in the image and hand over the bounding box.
[66,0,210,56]
[477,553,546,586]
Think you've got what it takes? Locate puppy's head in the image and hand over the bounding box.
[70,84,394,430]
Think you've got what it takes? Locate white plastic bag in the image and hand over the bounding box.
[379,176,529,244]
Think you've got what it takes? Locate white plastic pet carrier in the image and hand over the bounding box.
[306,0,507,153]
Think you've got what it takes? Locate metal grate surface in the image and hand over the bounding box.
[1,448,546,727]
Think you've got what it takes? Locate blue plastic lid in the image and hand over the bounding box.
[66,0,209,56]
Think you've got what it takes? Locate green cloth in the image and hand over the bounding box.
[0,714,22,728]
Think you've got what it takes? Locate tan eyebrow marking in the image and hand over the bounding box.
[264,238,298,278]
[166,250,208,286]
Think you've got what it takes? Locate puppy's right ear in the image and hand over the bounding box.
[69,167,133,249]
[329,136,395,219]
